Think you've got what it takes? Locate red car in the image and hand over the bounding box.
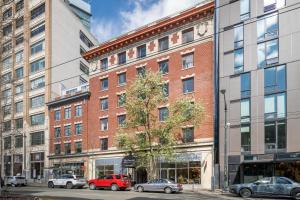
[88,174,131,191]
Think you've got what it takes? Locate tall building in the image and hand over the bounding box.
[66,0,92,30]
[217,0,300,187]
[0,0,97,181]
[82,1,215,189]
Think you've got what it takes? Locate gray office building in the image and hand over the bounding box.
[216,0,300,187]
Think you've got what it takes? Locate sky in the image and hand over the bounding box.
[90,0,203,42]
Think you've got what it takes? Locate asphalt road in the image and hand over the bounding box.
[1,186,290,200]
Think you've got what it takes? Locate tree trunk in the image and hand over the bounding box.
[148,154,157,180]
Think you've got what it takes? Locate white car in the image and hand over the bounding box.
[6,176,27,187]
[48,174,86,189]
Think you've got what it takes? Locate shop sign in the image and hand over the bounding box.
[122,155,136,168]
[160,152,202,162]
[277,152,300,160]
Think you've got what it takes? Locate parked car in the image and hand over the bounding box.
[134,179,183,194]
[230,176,300,199]
[5,176,27,187]
[48,174,86,189]
[88,174,131,191]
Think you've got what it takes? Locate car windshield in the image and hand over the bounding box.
[255,177,272,184]
[75,176,84,179]
[167,179,175,184]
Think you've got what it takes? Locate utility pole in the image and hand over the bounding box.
[221,89,228,191]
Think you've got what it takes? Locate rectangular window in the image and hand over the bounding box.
[241,72,251,98]
[16,17,24,29]
[75,123,82,135]
[137,44,146,58]
[182,77,194,94]
[158,36,169,51]
[80,30,94,48]
[75,105,82,117]
[75,142,82,154]
[136,66,146,77]
[30,23,45,37]
[3,7,12,21]
[118,72,126,85]
[55,144,61,155]
[64,125,71,137]
[3,105,11,116]
[2,72,12,84]
[117,115,126,127]
[117,93,126,107]
[100,118,108,131]
[54,110,61,121]
[30,113,45,126]
[159,60,169,75]
[265,120,286,150]
[100,138,108,151]
[234,48,244,74]
[264,65,285,94]
[3,57,12,71]
[80,62,89,75]
[31,40,45,55]
[118,52,126,64]
[4,137,11,150]
[264,93,286,119]
[16,0,24,12]
[182,53,194,69]
[234,25,244,49]
[15,118,23,129]
[15,101,23,113]
[30,95,44,108]
[31,3,45,20]
[15,67,24,80]
[264,0,285,12]
[3,23,12,36]
[101,78,108,90]
[64,143,71,155]
[159,107,169,122]
[16,34,24,46]
[30,76,45,90]
[182,28,194,43]
[100,98,108,110]
[54,127,61,138]
[3,121,11,132]
[64,107,71,119]
[182,127,194,143]
[16,50,23,63]
[3,89,11,98]
[101,58,108,71]
[31,131,44,145]
[15,135,23,148]
[240,0,250,20]
[257,39,278,68]
[257,13,278,42]
[162,83,169,97]
[2,41,12,53]
[241,124,251,152]
[15,84,23,95]
[241,99,250,123]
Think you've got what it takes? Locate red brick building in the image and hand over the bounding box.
[47,84,90,178]
[83,1,214,189]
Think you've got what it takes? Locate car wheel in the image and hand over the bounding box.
[239,188,252,198]
[111,184,119,191]
[66,182,73,189]
[89,183,96,190]
[48,182,54,188]
[137,186,144,192]
[292,189,300,200]
[164,187,172,194]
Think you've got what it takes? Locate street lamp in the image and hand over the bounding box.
[220,89,229,191]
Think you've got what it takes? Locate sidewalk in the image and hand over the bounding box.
[27,181,48,187]
[185,188,240,200]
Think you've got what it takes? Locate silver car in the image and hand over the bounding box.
[230,176,300,199]
[6,176,27,187]
[134,179,183,194]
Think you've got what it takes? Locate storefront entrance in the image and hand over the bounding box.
[136,167,147,184]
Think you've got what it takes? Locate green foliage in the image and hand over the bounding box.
[115,71,205,179]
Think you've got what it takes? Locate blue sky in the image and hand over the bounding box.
[90,0,202,42]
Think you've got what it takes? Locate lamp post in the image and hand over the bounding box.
[220,89,228,191]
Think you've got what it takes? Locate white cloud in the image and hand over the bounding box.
[91,0,203,42]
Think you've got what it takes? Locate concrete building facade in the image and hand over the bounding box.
[0,0,97,181]
[217,0,300,187]
[83,1,215,189]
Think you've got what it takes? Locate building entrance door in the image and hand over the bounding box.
[136,167,147,183]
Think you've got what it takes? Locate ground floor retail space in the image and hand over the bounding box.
[90,147,213,189]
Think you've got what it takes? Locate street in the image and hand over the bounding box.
[0,186,290,200]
